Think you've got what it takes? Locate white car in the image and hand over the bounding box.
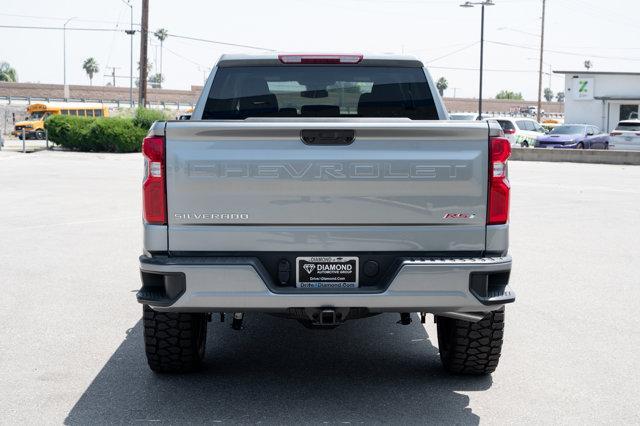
[609,120,640,151]
[486,117,546,147]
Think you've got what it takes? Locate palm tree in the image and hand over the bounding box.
[436,77,448,97]
[154,28,169,88]
[543,87,554,102]
[0,62,18,82]
[82,57,99,85]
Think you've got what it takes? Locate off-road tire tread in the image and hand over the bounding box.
[143,305,207,373]
[436,308,505,375]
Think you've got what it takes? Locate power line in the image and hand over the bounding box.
[0,12,140,27]
[428,65,563,75]
[0,24,276,51]
[168,33,275,52]
[426,42,479,63]
[486,40,640,62]
[0,24,123,32]
[163,46,207,69]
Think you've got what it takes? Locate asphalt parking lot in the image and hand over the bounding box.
[1,150,639,424]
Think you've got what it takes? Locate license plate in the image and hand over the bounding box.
[296,256,359,289]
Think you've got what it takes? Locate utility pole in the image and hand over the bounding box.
[537,0,546,122]
[138,0,149,107]
[104,67,120,86]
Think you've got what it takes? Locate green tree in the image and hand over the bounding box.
[82,57,99,85]
[556,91,565,103]
[543,87,554,102]
[436,77,448,97]
[0,61,18,82]
[153,28,169,88]
[495,90,523,100]
[148,73,165,89]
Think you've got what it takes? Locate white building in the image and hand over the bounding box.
[555,71,640,132]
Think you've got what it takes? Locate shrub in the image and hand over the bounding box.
[87,118,148,152]
[133,107,169,130]
[45,115,91,151]
[46,115,147,153]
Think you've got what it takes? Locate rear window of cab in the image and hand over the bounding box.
[203,66,439,120]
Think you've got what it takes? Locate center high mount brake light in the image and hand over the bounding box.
[278,54,363,64]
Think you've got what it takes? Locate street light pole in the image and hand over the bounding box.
[121,0,135,107]
[537,0,547,122]
[460,1,495,120]
[63,17,76,100]
[479,3,485,119]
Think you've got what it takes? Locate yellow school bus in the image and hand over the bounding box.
[12,102,110,139]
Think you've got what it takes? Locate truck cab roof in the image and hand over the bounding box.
[216,53,424,68]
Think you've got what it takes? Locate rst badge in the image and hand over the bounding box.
[443,212,476,219]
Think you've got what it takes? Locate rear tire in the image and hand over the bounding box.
[35,130,45,140]
[143,305,208,373]
[436,308,505,375]
[576,142,584,149]
[521,141,529,148]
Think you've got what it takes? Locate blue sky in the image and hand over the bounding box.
[2,0,639,100]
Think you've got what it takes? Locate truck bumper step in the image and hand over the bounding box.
[138,255,514,313]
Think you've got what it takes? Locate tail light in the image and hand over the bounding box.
[278,54,363,64]
[503,128,516,135]
[488,137,511,225]
[142,136,166,225]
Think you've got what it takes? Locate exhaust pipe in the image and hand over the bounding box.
[437,312,485,323]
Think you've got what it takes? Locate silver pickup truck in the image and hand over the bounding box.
[137,53,515,375]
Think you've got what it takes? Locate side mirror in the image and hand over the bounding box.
[587,131,594,136]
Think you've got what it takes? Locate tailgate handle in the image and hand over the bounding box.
[301,129,355,145]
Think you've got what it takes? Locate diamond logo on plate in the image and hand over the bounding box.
[303,264,316,274]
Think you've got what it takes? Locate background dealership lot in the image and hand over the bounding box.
[1,150,639,423]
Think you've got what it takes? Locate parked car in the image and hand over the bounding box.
[609,120,640,151]
[536,124,609,149]
[486,117,546,147]
[137,53,515,375]
[449,112,479,120]
[519,106,544,117]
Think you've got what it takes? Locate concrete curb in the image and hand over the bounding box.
[511,148,640,165]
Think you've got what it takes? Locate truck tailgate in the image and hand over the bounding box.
[165,120,490,252]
